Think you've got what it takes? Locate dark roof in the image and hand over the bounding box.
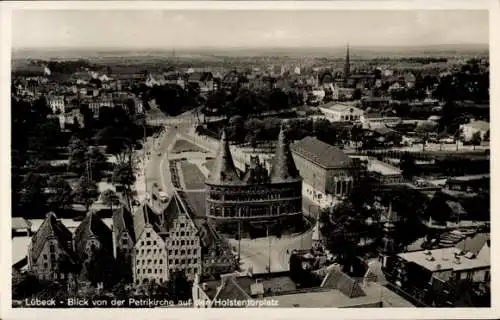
[269,126,301,183]
[291,136,353,169]
[321,267,366,298]
[74,212,113,258]
[213,277,252,304]
[29,212,74,261]
[207,129,241,185]
[112,206,136,244]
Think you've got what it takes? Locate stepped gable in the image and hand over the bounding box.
[30,212,75,261]
[269,124,301,183]
[112,206,136,243]
[207,129,241,185]
[74,211,113,257]
[242,156,270,184]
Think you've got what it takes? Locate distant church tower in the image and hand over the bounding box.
[343,43,350,88]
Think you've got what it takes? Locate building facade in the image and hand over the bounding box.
[27,212,76,281]
[319,103,364,122]
[205,127,303,231]
[132,194,202,287]
[291,136,363,206]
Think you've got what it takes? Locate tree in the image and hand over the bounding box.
[101,189,120,213]
[483,130,490,142]
[454,127,463,151]
[471,131,482,150]
[82,245,116,288]
[46,176,74,212]
[73,175,99,211]
[19,172,48,218]
[112,162,136,210]
[400,152,417,181]
[415,121,438,151]
[68,136,88,175]
[85,147,108,182]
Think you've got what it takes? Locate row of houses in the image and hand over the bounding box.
[26,192,237,289]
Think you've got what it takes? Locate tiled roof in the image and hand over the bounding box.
[207,129,241,185]
[269,126,301,183]
[29,212,74,261]
[321,267,366,298]
[74,212,113,258]
[112,206,136,244]
[291,136,352,169]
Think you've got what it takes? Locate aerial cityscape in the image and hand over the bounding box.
[9,9,491,309]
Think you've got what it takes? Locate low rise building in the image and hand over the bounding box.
[47,96,65,114]
[392,233,490,288]
[291,136,363,207]
[319,102,364,122]
[361,113,402,129]
[192,264,414,308]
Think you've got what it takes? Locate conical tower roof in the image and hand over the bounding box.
[269,124,300,183]
[207,129,241,185]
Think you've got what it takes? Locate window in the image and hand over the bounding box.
[194,268,197,273]
[141,249,144,254]
[187,259,191,264]
[180,231,185,237]
[181,250,186,255]
[43,254,48,260]
[141,241,144,246]
[148,259,152,265]
[175,259,179,264]
[49,244,55,253]
[193,259,197,264]
[187,268,192,273]
[154,269,157,274]
[146,232,151,238]
[43,263,48,268]
[187,249,191,255]
[160,269,163,274]
[176,232,179,237]
[146,241,151,246]
[175,250,179,255]
[153,249,157,254]
[181,259,185,264]
[181,240,185,246]
[193,249,197,255]
[154,259,157,264]
[191,240,194,245]
[148,269,152,274]
[165,233,170,238]
[169,269,173,274]
[168,250,173,255]
[186,232,190,237]
[147,249,151,254]
[143,268,146,274]
[153,241,157,245]
[121,239,128,245]
[180,223,185,228]
[137,269,140,274]
[159,259,163,264]
[169,259,173,264]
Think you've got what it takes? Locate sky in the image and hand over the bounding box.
[12,10,489,49]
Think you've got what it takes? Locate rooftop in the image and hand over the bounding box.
[291,136,353,169]
[397,243,490,273]
[367,159,402,176]
[319,102,363,113]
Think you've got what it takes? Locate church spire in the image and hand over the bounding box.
[379,202,398,267]
[344,43,350,87]
[207,129,241,185]
[269,123,300,183]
